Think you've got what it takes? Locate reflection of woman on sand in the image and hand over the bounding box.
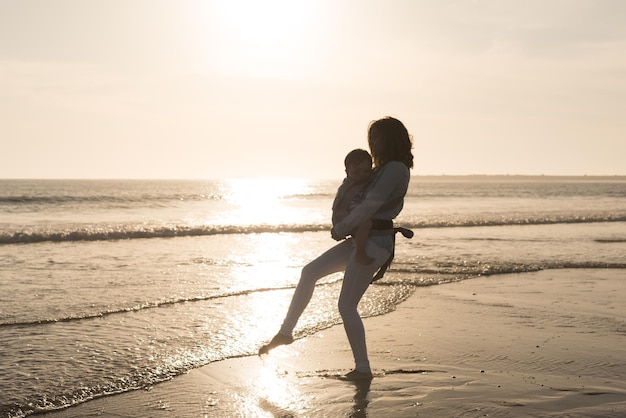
[259,117,414,381]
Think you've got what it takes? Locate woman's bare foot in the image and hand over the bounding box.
[258,333,294,355]
[338,369,374,381]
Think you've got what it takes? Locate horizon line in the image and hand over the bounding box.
[2,174,626,181]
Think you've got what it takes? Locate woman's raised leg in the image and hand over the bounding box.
[259,239,353,354]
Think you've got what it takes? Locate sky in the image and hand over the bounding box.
[1,0,625,179]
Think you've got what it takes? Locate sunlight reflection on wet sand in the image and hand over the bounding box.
[228,350,313,417]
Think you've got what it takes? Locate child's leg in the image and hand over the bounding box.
[354,220,374,265]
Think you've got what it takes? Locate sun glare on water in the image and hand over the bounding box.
[221,177,311,226]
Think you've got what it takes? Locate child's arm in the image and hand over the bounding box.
[332,162,409,240]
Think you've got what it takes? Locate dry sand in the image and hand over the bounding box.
[43,269,626,417]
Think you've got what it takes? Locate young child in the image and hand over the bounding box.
[331,149,374,265]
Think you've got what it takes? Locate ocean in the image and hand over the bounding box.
[1,176,625,417]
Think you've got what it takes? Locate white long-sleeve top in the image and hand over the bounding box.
[333,161,410,239]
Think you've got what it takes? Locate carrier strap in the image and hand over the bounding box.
[370,224,414,283]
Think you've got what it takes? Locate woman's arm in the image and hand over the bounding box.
[332,162,409,239]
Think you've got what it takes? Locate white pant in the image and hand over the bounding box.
[279,237,391,372]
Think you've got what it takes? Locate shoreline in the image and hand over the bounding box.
[42,269,626,417]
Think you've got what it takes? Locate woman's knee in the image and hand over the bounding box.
[300,263,318,282]
[338,296,356,318]
[301,255,339,282]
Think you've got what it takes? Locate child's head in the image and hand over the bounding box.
[344,149,372,181]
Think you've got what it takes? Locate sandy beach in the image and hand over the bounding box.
[41,269,626,417]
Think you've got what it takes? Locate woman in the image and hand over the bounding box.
[259,117,414,381]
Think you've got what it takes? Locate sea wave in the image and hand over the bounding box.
[0,192,223,207]
[2,214,626,245]
[0,285,297,328]
[3,262,624,328]
[0,224,327,245]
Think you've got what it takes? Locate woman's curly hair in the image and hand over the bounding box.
[368,117,414,169]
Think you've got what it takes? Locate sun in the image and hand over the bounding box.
[199,0,324,79]
[214,1,306,49]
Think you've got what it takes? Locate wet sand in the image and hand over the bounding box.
[42,269,626,417]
